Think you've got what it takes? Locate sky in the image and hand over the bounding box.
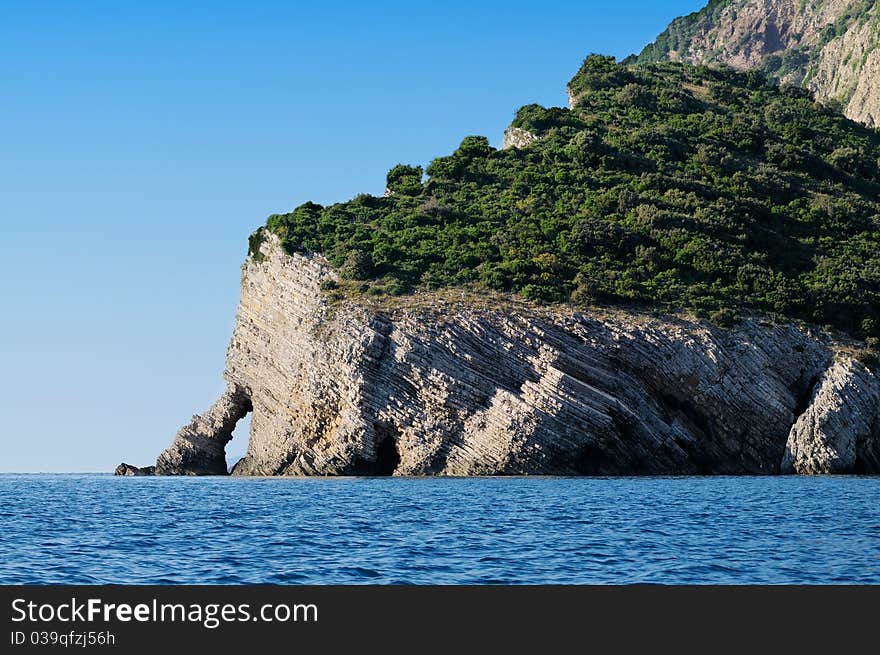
[0,0,706,472]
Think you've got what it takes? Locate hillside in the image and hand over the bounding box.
[254,57,880,342]
[126,56,880,478]
[631,0,880,128]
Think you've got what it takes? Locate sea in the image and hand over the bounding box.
[1,474,878,584]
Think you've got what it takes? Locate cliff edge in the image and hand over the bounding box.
[122,234,880,476]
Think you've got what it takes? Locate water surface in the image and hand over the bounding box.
[1,474,878,584]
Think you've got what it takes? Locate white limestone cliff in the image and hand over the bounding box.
[125,234,880,476]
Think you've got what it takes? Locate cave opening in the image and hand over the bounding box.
[373,433,401,476]
[345,423,403,476]
[853,455,866,475]
[574,443,608,475]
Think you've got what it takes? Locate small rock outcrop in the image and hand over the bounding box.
[502,127,539,149]
[114,463,155,476]
[782,359,880,474]
[120,234,880,476]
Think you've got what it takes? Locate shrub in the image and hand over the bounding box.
[709,308,737,328]
[386,164,423,196]
[455,136,493,158]
[339,249,374,280]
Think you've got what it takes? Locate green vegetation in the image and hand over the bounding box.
[253,57,880,339]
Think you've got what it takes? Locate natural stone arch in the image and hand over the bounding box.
[154,383,252,475]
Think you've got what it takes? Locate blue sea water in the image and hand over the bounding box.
[0,474,878,584]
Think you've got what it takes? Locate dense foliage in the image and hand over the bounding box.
[254,57,880,340]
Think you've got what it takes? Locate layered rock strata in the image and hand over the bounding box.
[122,234,880,476]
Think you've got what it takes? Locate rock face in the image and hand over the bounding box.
[634,0,880,127]
[122,234,880,476]
[782,359,880,474]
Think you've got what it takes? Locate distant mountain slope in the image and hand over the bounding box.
[632,0,880,127]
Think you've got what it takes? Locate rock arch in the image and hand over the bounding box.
[154,383,252,475]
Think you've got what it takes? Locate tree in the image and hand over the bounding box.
[385,164,423,196]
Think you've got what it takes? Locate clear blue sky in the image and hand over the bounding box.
[1,0,705,472]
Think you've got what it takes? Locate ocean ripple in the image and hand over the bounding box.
[0,474,878,584]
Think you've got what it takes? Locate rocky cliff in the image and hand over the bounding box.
[118,233,880,476]
[632,0,880,127]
